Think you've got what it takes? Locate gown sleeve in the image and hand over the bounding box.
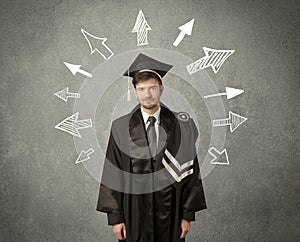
[180,118,207,221]
[96,122,126,225]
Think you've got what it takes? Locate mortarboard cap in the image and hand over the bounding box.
[123,53,173,80]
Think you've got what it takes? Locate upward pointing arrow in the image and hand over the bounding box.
[204,87,244,100]
[132,10,152,46]
[173,19,195,47]
[64,62,93,78]
[81,28,114,60]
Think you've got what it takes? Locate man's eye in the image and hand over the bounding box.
[137,88,144,92]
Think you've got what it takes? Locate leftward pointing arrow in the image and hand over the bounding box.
[54,87,81,102]
[81,28,114,60]
[55,112,92,138]
[64,62,93,78]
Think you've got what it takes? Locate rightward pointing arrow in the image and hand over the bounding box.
[204,87,244,100]
[75,148,95,164]
[173,19,195,47]
[55,112,92,138]
[64,62,93,78]
[54,87,81,102]
[213,111,247,133]
[132,10,152,46]
[208,147,230,165]
[187,47,235,74]
[81,28,114,60]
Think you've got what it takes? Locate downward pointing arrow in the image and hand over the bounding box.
[204,87,244,100]
[75,148,95,164]
[64,62,93,78]
[173,19,194,47]
[81,28,114,60]
[208,147,230,165]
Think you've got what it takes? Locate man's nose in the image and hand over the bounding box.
[145,88,152,97]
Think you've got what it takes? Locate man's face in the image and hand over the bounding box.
[134,78,164,110]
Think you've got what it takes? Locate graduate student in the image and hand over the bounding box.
[97,54,206,242]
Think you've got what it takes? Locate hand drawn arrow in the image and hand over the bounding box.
[54,87,80,102]
[55,112,92,138]
[204,87,244,100]
[208,147,230,165]
[64,62,93,78]
[213,111,247,133]
[81,28,114,60]
[173,19,194,47]
[132,10,152,46]
[75,148,95,164]
[187,47,235,74]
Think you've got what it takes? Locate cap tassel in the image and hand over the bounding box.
[127,70,130,101]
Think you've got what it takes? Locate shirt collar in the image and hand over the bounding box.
[141,105,161,125]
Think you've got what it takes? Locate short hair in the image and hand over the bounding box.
[132,71,162,88]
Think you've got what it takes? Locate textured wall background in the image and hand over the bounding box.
[0,0,299,241]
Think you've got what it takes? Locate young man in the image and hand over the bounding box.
[97,54,206,242]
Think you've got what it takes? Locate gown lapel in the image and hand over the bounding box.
[128,107,153,173]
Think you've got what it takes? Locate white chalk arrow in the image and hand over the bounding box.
[81,28,114,60]
[64,62,93,78]
[75,148,95,164]
[54,87,80,102]
[55,112,92,138]
[213,111,247,133]
[208,147,230,165]
[204,87,244,100]
[187,47,235,74]
[173,19,194,47]
[132,10,152,46]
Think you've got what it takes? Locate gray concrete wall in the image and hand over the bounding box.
[0,0,299,241]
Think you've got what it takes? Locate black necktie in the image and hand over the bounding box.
[147,116,157,157]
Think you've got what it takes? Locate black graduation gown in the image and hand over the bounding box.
[97,105,207,242]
